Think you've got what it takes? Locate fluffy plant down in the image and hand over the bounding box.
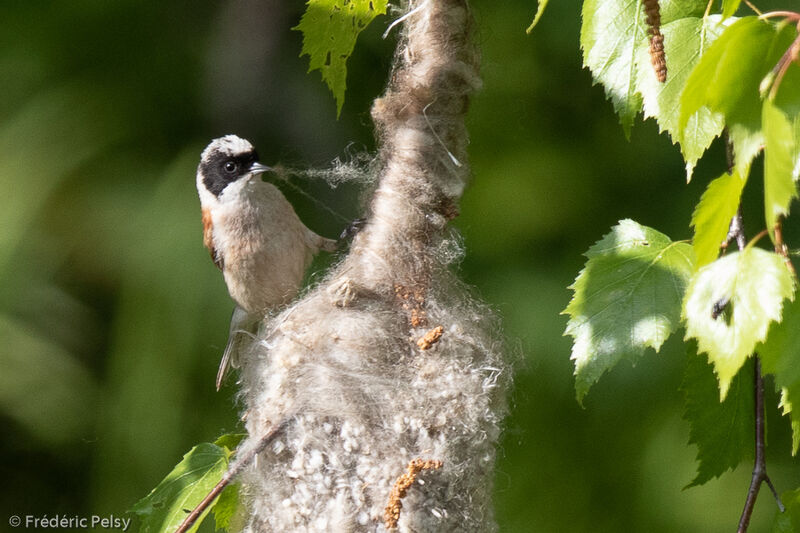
[235,0,510,530]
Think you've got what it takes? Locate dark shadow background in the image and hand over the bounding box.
[0,0,797,531]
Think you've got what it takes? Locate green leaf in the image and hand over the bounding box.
[658,0,707,24]
[759,296,800,455]
[580,0,648,136]
[781,388,800,456]
[728,122,765,179]
[795,116,800,181]
[526,0,550,33]
[721,0,741,20]
[637,16,729,180]
[294,0,388,116]
[214,433,246,453]
[682,344,753,487]
[772,487,800,533]
[132,443,230,533]
[683,247,795,399]
[764,98,799,234]
[773,508,793,533]
[581,0,707,136]
[679,17,777,175]
[690,169,747,268]
[564,219,695,402]
[213,483,241,532]
[679,17,769,128]
[767,23,800,117]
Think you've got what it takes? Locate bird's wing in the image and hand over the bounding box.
[202,208,223,270]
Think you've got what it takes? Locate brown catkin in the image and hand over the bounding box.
[643,0,667,82]
[417,325,444,350]
[383,459,444,529]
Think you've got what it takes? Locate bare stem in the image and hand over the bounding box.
[175,419,288,533]
[719,132,746,256]
[724,128,735,175]
[743,0,763,16]
[737,358,785,532]
[721,207,746,254]
[759,10,800,20]
[773,216,797,278]
[728,209,784,532]
[773,38,800,99]
[702,0,714,19]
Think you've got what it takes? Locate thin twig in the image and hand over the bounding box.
[720,185,786,532]
[175,419,289,533]
[719,133,745,255]
[737,357,763,533]
[724,128,735,175]
[749,229,770,247]
[737,358,785,533]
[759,10,800,20]
[767,32,800,100]
[773,216,797,277]
[702,0,714,19]
[765,475,785,509]
[721,207,746,254]
[743,0,762,16]
[727,208,784,532]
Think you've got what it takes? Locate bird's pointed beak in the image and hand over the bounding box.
[249,161,273,175]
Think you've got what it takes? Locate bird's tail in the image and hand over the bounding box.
[217,305,254,391]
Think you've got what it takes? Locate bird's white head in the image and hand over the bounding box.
[197,135,272,205]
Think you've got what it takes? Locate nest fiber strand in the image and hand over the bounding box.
[238,1,509,530]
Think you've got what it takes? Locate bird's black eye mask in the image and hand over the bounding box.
[200,149,260,197]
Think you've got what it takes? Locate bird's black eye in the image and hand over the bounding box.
[224,161,238,173]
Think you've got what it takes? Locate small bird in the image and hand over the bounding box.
[196,135,337,389]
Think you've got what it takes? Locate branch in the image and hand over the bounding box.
[726,205,784,532]
[719,126,785,530]
[737,358,785,533]
[721,207,747,253]
[773,216,797,278]
[175,419,288,533]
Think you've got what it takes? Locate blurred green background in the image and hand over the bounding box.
[1,1,798,532]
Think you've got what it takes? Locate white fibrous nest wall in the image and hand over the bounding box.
[237,0,510,530]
